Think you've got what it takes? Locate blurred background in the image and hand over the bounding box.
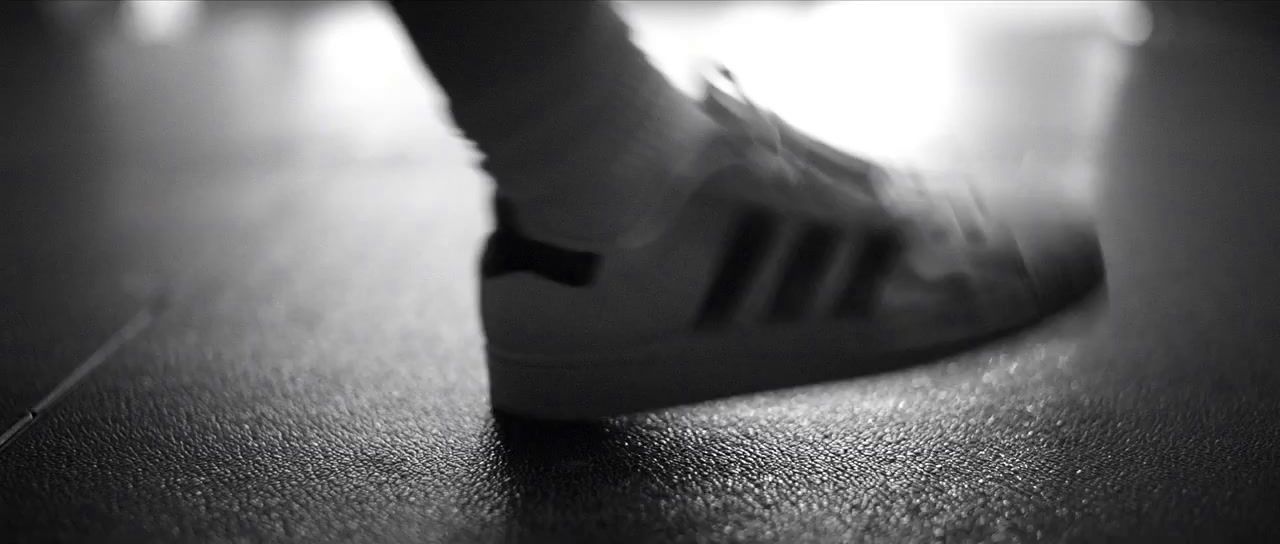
[2,1,1280,541]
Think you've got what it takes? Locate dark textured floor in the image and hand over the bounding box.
[2,1,1279,542]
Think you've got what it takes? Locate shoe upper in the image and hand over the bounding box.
[481,68,1103,358]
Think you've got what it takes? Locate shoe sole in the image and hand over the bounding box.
[486,288,1098,420]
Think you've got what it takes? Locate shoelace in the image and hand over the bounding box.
[710,66,835,188]
[706,66,894,223]
[707,65,990,248]
[704,65,1025,297]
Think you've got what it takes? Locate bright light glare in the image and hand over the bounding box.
[1103,1,1154,46]
[295,3,443,160]
[119,0,203,44]
[624,0,1149,165]
[713,2,959,162]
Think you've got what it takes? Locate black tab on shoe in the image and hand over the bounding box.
[481,198,600,287]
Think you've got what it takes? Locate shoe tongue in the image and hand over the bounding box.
[700,71,885,196]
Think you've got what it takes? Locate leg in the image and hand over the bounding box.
[392,1,718,250]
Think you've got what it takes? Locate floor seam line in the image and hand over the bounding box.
[0,302,161,455]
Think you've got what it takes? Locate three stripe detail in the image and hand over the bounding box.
[696,208,902,327]
[481,198,906,325]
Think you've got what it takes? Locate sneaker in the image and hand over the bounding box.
[480,68,1104,420]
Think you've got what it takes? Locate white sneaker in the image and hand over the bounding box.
[481,69,1104,420]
